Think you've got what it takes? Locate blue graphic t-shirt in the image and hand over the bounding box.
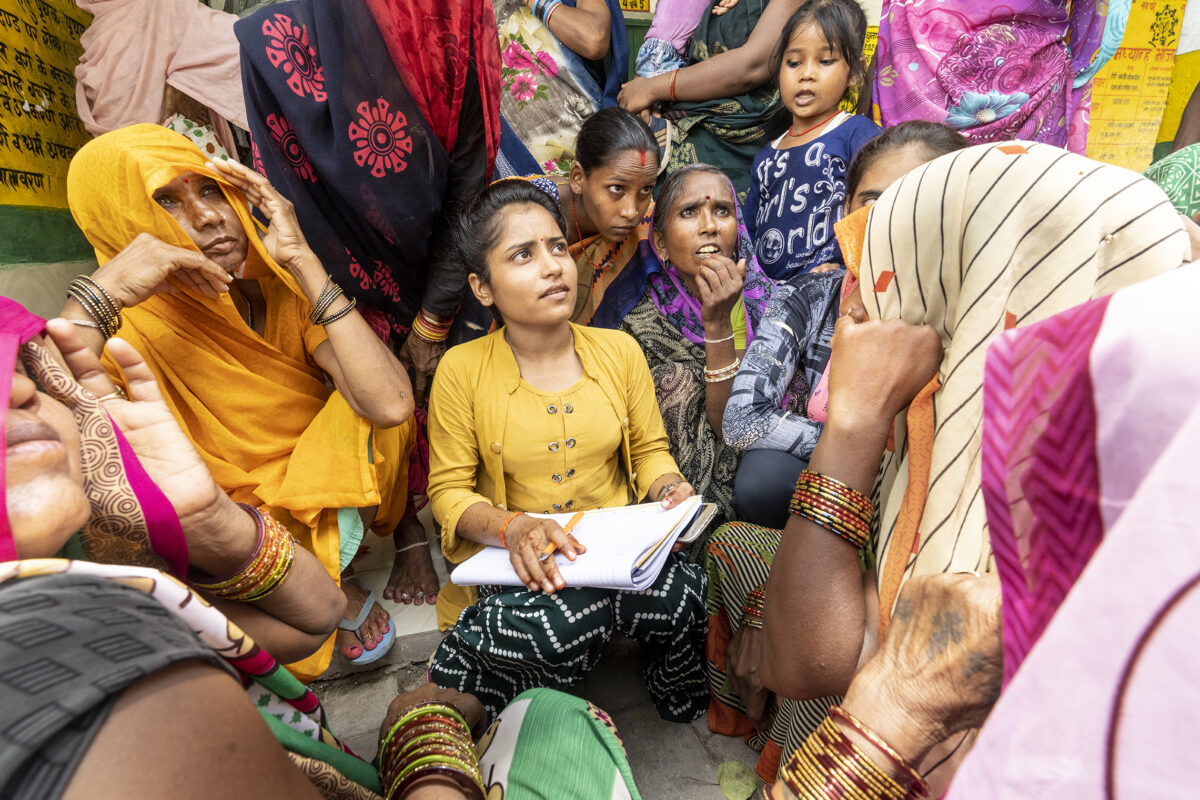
[743,113,881,282]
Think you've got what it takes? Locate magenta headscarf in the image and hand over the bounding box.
[1,298,187,575]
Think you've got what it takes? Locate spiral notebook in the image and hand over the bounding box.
[451,496,706,591]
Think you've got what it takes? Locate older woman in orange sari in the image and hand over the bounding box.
[60,124,417,680]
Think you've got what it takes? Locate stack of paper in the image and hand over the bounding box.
[452,496,705,590]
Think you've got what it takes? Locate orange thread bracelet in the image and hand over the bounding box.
[498,511,525,549]
[669,68,679,103]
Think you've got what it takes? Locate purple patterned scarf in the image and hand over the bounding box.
[647,180,774,347]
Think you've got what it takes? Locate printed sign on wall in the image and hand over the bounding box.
[0,0,90,209]
[1086,0,1186,171]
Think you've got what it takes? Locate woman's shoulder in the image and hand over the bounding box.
[573,323,643,358]
[438,330,505,377]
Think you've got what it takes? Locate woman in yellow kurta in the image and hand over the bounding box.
[62,124,416,680]
[427,178,709,724]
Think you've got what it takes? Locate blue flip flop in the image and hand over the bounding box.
[338,579,395,665]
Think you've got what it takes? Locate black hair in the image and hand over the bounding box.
[454,179,567,286]
[845,121,970,200]
[651,163,730,236]
[770,0,868,97]
[574,106,659,174]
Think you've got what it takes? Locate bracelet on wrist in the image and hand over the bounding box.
[656,479,684,503]
[412,308,452,343]
[498,511,525,549]
[780,716,925,800]
[703,332,735,344]
[828,706,927,795]
[66,276,123,339]
[703,356,741,383]
[788,470,873,550]
[741,585,766,629]
[189,504,297,602]
[378,702,484,800]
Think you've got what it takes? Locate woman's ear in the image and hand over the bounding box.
[468,273,493,308]
[568,161,585,199]
[651,228,668,263]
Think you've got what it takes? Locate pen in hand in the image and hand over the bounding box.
[540,510,584,563]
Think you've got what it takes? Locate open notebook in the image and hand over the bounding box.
[451,496,706,591]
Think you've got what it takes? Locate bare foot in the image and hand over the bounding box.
[337,578,391,660]
[383,516,441,606]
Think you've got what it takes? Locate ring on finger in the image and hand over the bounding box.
[96,386,127,402]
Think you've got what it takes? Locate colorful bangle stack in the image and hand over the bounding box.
[378,701,484,800]
[66,275,122,339]
[190,504,296,602]
[412,308,452,343]
[308,276,358,326]
[498,511,525,549]
[703,356,741,383]
[780,715,926,800]
[829,706,928,796]
[741,585,766,630]
[788,470,873,550]
[532,0,562,26]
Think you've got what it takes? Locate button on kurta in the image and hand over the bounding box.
[552,473,562,483]
[566,468,575,478]
[490,442,503,454]
[547,404,557,414]
[553,503,562,511]
[548,441,559,452]
[566,438,576,448]
[564,404,574,413]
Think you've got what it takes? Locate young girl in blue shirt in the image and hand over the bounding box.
[743,0,881,282]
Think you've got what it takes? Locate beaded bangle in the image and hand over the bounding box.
[703,356,741,383]
[314,296,357,326]
[67,277,122,339]
[498,511,525,549]
[190,505,296,602]
[829,706,928,796]
[741,585,765,630]
[789,470,873,550]
[780,716,923,800]
[308,276,344,322]
[669,68,680,103]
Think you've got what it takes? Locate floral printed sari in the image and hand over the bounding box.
[495,0,628,177]
[873,0,1130,152]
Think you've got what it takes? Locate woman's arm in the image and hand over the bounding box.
[619,0,805,113]
[760,317,942,700]
[45,320,346,661]
[530,0,611,61]
[209,159,414,429]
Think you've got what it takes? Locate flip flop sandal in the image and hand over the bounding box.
[338,578,395,666]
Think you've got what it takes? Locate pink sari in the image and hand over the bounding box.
[948,264,1200,797]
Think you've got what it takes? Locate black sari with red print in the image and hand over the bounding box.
[236,0,500,336]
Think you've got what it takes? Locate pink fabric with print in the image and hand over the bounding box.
[804,273,857,424]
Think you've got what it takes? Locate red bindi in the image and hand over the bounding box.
[705,195,710,200]
[182,178,189,183]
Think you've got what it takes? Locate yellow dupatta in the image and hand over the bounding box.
[67,124,413,680]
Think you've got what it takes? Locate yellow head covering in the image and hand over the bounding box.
[862,141,1188,635]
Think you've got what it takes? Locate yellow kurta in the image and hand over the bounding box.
[67,124,414,682]
[427,324,681,628]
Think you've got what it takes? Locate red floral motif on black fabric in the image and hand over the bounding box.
[262,14,327,102]
[265,113,317,183]
[348,99,412,178]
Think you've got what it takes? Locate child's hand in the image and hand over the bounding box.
[712,0,740,15]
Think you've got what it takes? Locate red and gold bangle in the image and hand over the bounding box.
[498,511,525,550]
[412,308,453,343]
[829,706,928,795]
[780,716,924,800]
[741,585,766,630]
[789,470,873,550]
[378,702,483,800]
[669,68,680,103]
